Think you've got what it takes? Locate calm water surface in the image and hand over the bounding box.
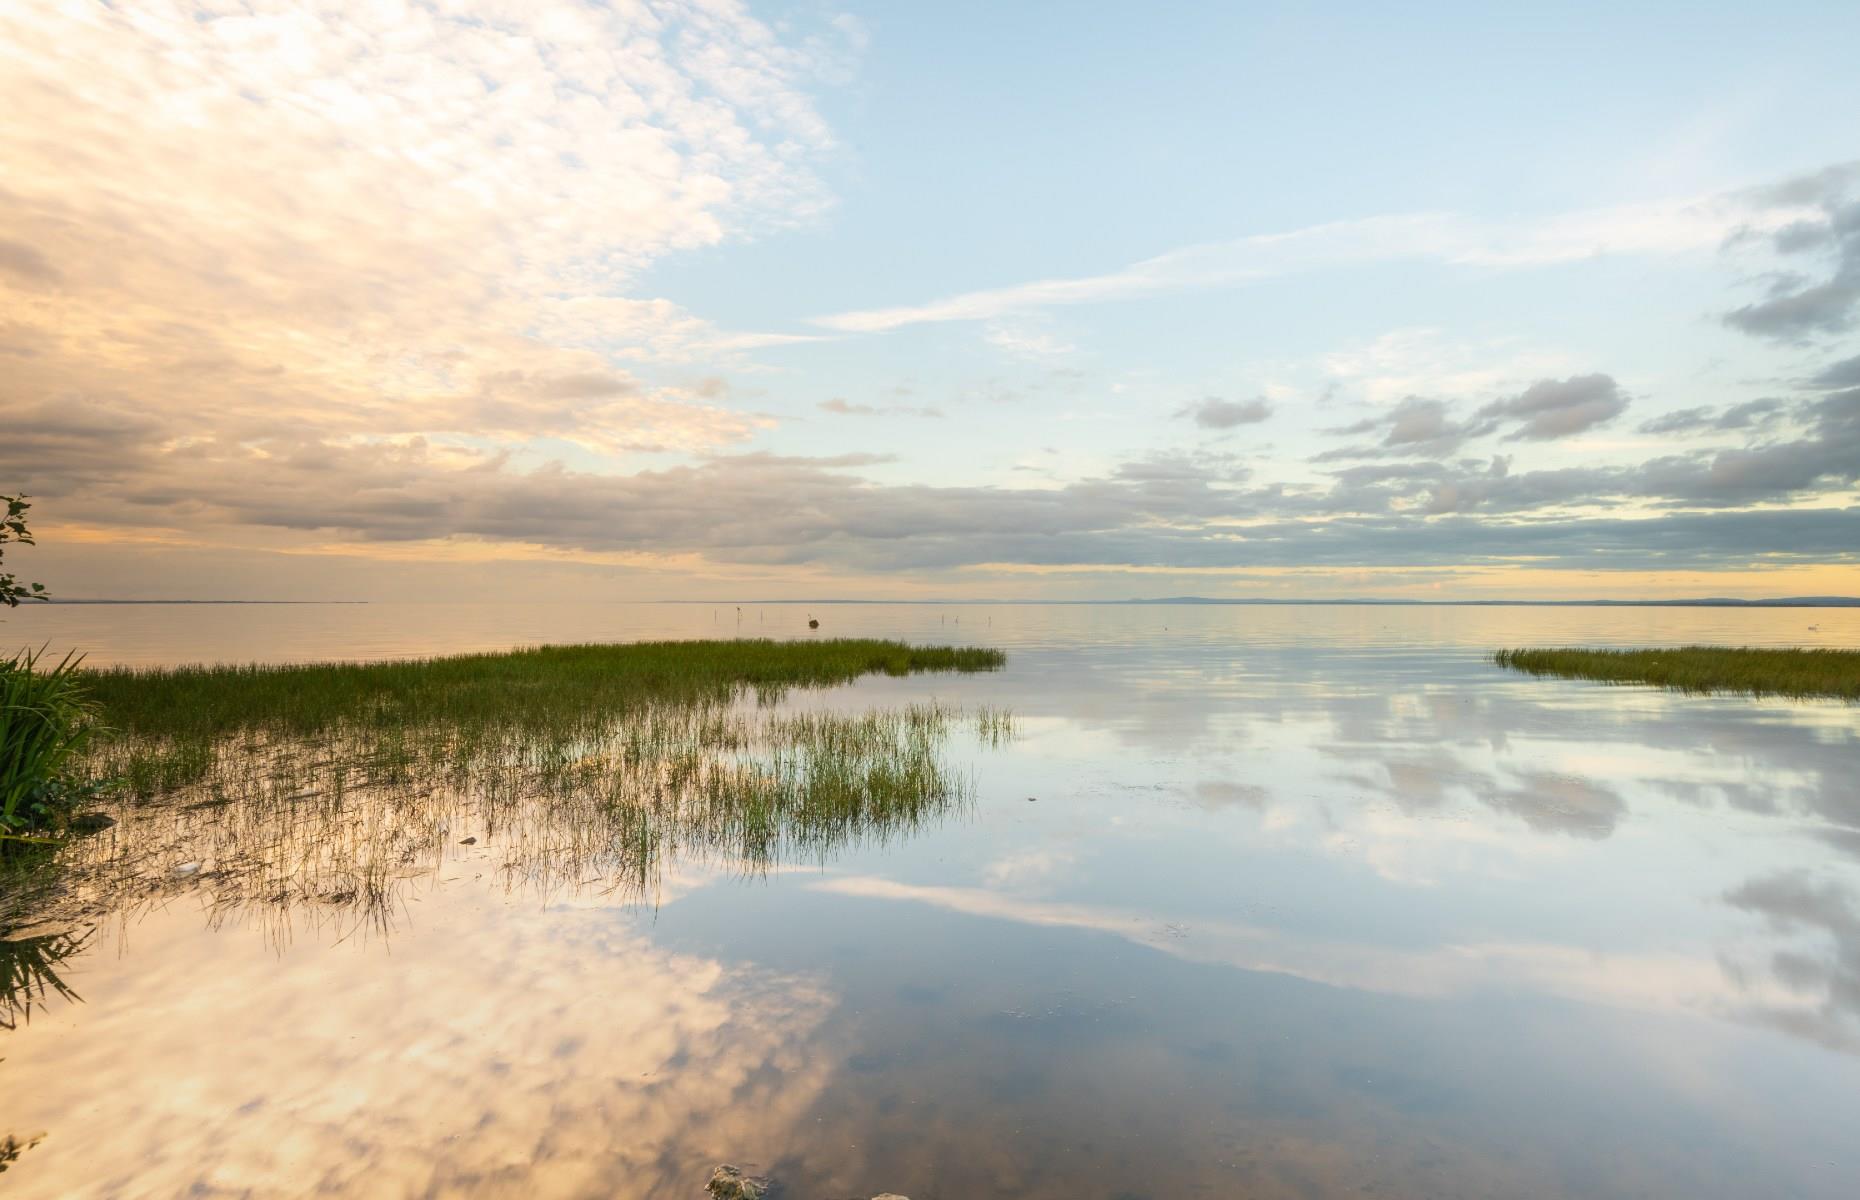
[3,603,1858,1198]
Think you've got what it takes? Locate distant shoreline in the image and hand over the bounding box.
[37,599,370,606]
[30,597,1859,608]
[685,597,1860,609]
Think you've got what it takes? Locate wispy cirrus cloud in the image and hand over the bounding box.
[810,191,1819,334]
[818,398,945,418]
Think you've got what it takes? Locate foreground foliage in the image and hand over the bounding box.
[1,650,101,843]
[1494,646,1860,700]
[0,493,49,608]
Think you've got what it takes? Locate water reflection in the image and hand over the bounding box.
[899,634,1860,1063]
[3,607,1859,1198]
[0,927,88,1031]
[4,899,843,1197]
[1721,870,1860,1053]
[5,699,996,996]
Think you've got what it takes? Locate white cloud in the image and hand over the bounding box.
[1321,329,1581,405]
[983,321,1077,360]
[812,193,1815,334]
[0,0,844,460]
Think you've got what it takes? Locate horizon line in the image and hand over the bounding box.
[28,595,1860,609]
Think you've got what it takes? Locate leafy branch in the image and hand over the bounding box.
[0,494,48,608]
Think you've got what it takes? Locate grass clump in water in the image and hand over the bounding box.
[13,700,1011,956]
[2,639,1013,971]
[1494,646,1860,700]
[80,639,1005,798]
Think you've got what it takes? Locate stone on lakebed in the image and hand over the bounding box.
[706,1165,770,1200]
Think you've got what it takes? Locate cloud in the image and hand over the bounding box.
[1316,397,1479,460]
[1474,374,1628,441]
[1319,329,1581,406]
[5,20,1857,600]
[0,238,59,285]
[1176,396,1273,430]
[1809,354,1860,390]
[1317,374,1705,466]
[1637,387,1860,506]
[13,387,1860,576]
[1342,384,1859,515]
[818,398,945,418]
[983,323,1076,359]
[1723,162,1860,340]
[0,1,844,474]
[1638,399,1786,435]
[812,192,1799,334]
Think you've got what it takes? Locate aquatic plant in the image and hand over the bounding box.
[5,640,1012,947]
[81,638,1006,798]
[1,649,102,844]
[1494,646,1860,700]
[18,700,1010,948]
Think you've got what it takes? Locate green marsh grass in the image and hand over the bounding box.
[8,640,1012,952]
[80,638,1005,798]
[1494,646,1860,700]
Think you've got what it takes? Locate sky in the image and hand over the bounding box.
[4,0,1860,601]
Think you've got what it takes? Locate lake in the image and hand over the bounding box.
[3,602,1858,1198]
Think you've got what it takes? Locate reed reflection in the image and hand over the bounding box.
[5,697,1006,997]
[0,927,88,1031]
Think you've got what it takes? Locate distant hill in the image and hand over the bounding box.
[1121,596,1860,608]
[729,596,1860,608]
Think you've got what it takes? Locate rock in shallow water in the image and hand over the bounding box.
[706,1164,770,1199]
[704,1162,909,1199]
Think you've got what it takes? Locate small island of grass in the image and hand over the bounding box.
[1494,646,1860,701]
[80,638,1005,742]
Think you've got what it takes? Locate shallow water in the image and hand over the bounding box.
[3,603,1859,1198]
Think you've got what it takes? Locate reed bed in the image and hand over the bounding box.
[2,640,1014,990]
[80,639,1005,799]
[1494,646,1860,700]
[22,701,1008,950]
